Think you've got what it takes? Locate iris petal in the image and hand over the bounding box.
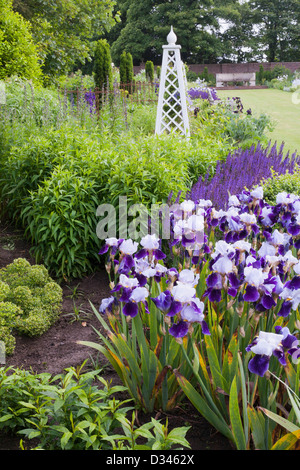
[118,254,135,274]
[278,300,292,317]
[123,302,138,317]
[169,320,189,338]
[261,293,276,309]
[248,354,270,377]
[151,291,172,312]
[243,285,260,302]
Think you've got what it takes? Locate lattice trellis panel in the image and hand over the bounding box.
[155,27,190,137]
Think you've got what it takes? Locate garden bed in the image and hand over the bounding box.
[0,221,233,451]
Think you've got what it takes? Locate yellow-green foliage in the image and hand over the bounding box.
[261,167,300,205]
[0,258,62,355]
[0,0,42,83]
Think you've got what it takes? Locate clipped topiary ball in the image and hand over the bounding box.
[0,258,63,354]
[0,281,10,302]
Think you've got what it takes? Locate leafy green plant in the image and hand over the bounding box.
[20,166,103,281]
[113,413,190,450]
[257,372,300,450]
[79,300,194,413]
[0,363,191,450]
[192,97,274,149]
[63,301,91,323]
[0,258,62,352]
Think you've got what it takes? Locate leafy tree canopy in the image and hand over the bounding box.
[13,0,119,81]
[108,0,300,65]
[109,0,220,65]
[0,0,42,83]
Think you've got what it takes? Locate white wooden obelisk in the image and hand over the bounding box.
[155,26,190,137]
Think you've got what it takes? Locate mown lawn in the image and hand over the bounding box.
[217,88,300,155]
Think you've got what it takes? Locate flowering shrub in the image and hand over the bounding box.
[189,90,273,149]
[188,141,300,209]
[188,81,219,102]
[89,185,300,449]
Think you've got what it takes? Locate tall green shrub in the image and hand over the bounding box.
[126,51,134,84]
[120,50,134,93]
[0,0,42,83]
[93,39,113,91]
[145,60,154,82]
[119,50,128,85]
[257,64,265,84]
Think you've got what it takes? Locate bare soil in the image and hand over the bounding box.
[0,221,233,451]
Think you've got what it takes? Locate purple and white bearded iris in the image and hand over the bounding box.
[168,280,210,338]
[122,286,149,317]
[136,234,166,261]
[243,265,277,309]
[278,276,300,317]
[99,296,115,314]
[246,328,300,376]
[98,237,123,255]
[118,239,139,274]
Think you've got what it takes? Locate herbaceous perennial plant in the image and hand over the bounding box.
[82,187,300,450]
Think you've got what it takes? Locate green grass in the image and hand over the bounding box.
[217,88,300,155]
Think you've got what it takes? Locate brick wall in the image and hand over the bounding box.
[134,62,300,76]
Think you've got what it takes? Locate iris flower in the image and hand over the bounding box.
[246,328,300,376]
[123,286,149,317]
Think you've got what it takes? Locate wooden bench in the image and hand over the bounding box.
[216,73,256,87]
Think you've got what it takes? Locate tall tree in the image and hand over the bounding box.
[109,0,221,65]
[249,0,300,62]
[94,39,113,91]
[215,0,260,62]
[13,0,119,80]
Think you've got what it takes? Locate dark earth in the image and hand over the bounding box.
[0,220,233,451]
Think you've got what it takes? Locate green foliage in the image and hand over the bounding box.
[119,50,134,93]
[192,98,274,150]
[0,0,42,83]
[0,302,21,354]
[110,0,220,64]
[80,301,193,413]
[119,50,127,84]
[20,166,103,281]
[57,70,95,93]
[93,39,113,91]
[103,134,191,207]
[261,167,300,205]
[0,364,191,450]
[0,258,62,352]
[145,61,154,82]
[249,0,300,62]
[12,0,118,82]
[257,64,293,85]
[0,77,252,281]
